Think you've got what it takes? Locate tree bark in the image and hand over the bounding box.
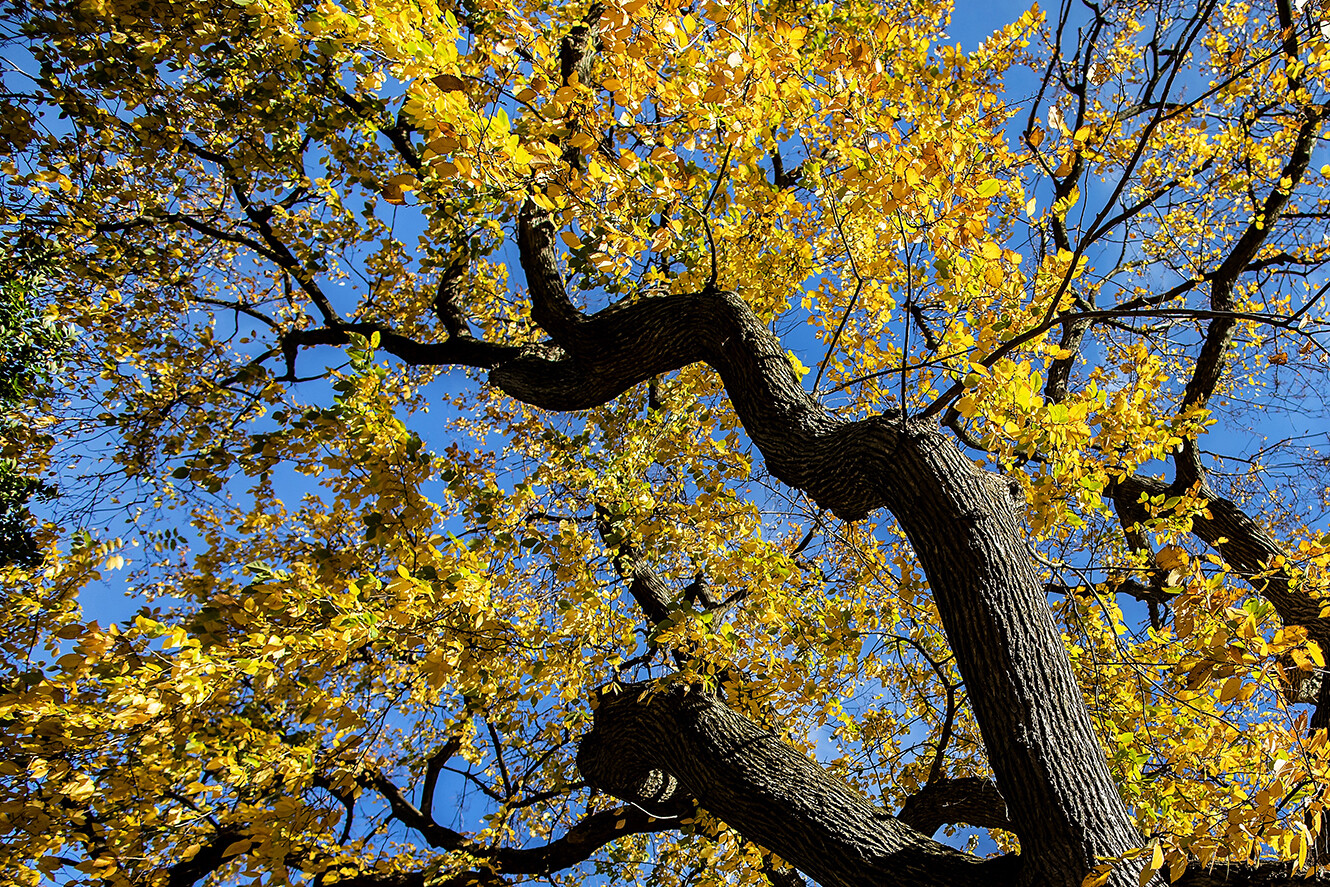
[578,682,1019,887]
[897,777,1013,837]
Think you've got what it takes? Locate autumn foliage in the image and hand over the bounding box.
[2,0,1330,885]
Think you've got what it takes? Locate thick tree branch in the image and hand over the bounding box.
[421,737,462,823]
[517,201,583,345]
[762,859,808,887]
[1045,315,1091,403]
[433,258,474,340]
[362,767,684,878]
[571,680,1330,887]
[558,4,603,86]
[594,504,675,625]
[896,776,1013,838]
[578,682,1020,887]
[277,324,520,380]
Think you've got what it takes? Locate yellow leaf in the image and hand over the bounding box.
[221,839,252,859]
[1138,842,1163,886]
[976,178,1002,198]
[1295,823,1312,871]
[1155,545,1188,573]
[1048,105,1065,133]
[1082,865,1112,887]
[1167,849,1188,883]
[1309,642,1326,668]
[787,351,809,379]
[432,73,467,92]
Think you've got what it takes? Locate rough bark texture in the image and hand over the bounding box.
[897,777,1013,837]
[578,682,1019,887]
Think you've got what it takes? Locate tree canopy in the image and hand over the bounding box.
[3,0,1330,885]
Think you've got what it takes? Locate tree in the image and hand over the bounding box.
[0,231,68,566]
[2,0,1330,884]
